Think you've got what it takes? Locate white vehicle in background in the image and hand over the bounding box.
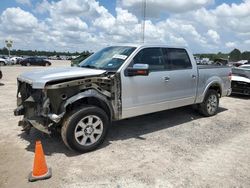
[231,65,250,95]
[0,58,8,66]
[9,57,23,65]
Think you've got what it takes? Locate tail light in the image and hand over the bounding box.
[228,71,232,81]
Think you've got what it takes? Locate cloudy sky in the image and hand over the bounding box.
[0,0,250,53]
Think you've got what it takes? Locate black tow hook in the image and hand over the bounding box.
[14,105,24,116]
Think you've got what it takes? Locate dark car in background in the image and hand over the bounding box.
[214,58,228,66]
[20,57,51,66]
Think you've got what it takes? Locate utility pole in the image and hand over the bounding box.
[141,0,146,43]
[5,39,13,58]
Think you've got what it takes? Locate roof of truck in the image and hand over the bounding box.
[107,43,187,49]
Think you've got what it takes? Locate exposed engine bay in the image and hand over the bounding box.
[14,73,121,134]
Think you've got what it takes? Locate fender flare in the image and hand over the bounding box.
[200,81,222,102]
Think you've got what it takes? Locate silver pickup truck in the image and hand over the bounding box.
[14,44,232,152]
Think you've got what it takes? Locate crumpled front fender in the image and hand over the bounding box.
[62,89,114,119]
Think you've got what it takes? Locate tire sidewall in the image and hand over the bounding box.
[203,90,219,116]
[65,106,109,152]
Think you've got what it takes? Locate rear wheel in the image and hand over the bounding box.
[26,62,31,66]
[0,61,5,66]
[198,90,219,116]
[61,106,109,153]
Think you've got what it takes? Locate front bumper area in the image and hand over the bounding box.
[231,81,250,95]
[17,118,51,134]
[14,80,53,134]
[14,105,24,116]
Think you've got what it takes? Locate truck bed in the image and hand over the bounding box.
[198,65,230,69]
[195,65,231,103]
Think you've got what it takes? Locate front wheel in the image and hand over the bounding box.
[198,90,219,117]
[61,106,109,153]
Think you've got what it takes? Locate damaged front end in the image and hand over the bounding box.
[14,73,120,134]
[14,81,56,134]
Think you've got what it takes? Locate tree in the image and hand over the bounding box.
[241,51,250,60]
[229,48,241,61]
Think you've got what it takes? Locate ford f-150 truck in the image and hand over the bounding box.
[14,44,232,152]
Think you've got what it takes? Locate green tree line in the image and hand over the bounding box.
[195,49,250,62]
[0,47,91,57]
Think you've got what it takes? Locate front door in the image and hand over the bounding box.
[121,47,171,118]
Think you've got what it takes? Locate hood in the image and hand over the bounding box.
[17,67,106,88]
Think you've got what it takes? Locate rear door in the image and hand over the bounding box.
[162,48,197,108]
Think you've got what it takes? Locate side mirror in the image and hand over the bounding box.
[126,64,149,76]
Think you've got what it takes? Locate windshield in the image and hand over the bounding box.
[79,46,136,71]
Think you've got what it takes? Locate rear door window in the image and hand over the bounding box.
[164,48,192,70]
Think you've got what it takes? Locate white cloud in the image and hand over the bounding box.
[16,0,31,6]
[119,0,214,16]
[207,29,220,44]
[214,1,250,17]
[1,7,38,33]
[226,41,237,48]
[35,0,51,14]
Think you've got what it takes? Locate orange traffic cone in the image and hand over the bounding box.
[28,140,52,182]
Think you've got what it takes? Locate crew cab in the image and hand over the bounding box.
[14,44,232,152]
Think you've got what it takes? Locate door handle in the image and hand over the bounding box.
[192,75,196,79]
[163,76,170,82]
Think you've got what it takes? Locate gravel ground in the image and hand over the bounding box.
[0,60,250,188]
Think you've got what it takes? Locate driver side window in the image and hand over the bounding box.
[132,48,166,71]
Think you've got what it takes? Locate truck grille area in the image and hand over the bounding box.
[17,81,46,118]
[18,81,44,103]
[231,81,250,95]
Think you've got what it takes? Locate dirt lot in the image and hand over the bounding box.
[0,60,250,188]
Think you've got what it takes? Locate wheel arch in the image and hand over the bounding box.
[207,82,222,97]
[63,89,114,121]
[199,81,222,103]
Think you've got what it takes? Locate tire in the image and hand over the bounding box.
[0,62,5,66]
[198,90,219,117]
[61,105,109,153]
[26,62,31,66]
[45,63,49,66]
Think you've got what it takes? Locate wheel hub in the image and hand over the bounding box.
[85,126,94,135]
